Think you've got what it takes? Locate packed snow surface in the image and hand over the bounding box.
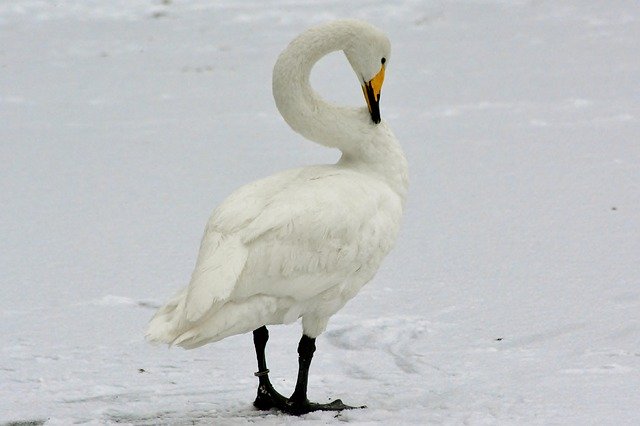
[1,0,639,424]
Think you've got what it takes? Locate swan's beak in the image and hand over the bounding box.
[362,65,385,124]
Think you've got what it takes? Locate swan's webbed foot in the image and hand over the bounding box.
[253,382,288,411]
[255,390,363,415]
[282,397,365,416]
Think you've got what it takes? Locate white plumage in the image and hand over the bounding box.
[147,19,408,355]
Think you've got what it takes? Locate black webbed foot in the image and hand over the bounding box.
[254,384,363,415]
[253,382,288,411]
[282,398,365,416]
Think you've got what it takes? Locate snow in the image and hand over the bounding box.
[1,0,639,424]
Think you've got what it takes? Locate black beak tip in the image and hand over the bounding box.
[364,83,382,124]
[370,103,381,124]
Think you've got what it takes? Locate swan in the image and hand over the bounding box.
[147,19,408,415]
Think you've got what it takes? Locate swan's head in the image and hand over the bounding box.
[343,22,391,124]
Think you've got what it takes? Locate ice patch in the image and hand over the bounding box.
[529,119,549,127]
[560,364,634,375]
[90,295,138,306]
[0,95,26,103]
[569,98,593,108]
[85,296,160,309]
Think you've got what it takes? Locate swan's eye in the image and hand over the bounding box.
[381,57,386,65]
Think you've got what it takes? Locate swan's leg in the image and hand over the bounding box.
[284,334,364,415]
[252,326,287,410]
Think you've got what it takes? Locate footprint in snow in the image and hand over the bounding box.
[325,317,432,375]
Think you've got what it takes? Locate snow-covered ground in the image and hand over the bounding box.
[2,0,639,424]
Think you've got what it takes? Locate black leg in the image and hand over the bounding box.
[252,326,287,410]
[288,334,315,405]
[283,334,364,415]
[252,328,364,415]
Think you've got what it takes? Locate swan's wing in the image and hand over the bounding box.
[239,171,401,299]
[184,168,401,321]
[183,169,301,322]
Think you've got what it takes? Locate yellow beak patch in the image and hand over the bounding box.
[361,65,386,124]
[369,65,385,101]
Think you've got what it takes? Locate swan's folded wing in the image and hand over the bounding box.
[238,173,401,299]
[183,169,401,320]
[181,169,302,322]
[184,232,248,322]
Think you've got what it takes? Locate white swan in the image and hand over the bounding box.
[147,19,408,415]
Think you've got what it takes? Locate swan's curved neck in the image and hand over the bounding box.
[272,22,408,200]
[272,22,365,153]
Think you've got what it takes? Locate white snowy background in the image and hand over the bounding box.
[2,0,639,424]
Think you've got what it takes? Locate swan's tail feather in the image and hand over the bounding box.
[147,292,295,350]
[147,232,250,345]
[145,288,189,346]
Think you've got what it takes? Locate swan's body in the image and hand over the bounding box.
[147,19,408,414]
